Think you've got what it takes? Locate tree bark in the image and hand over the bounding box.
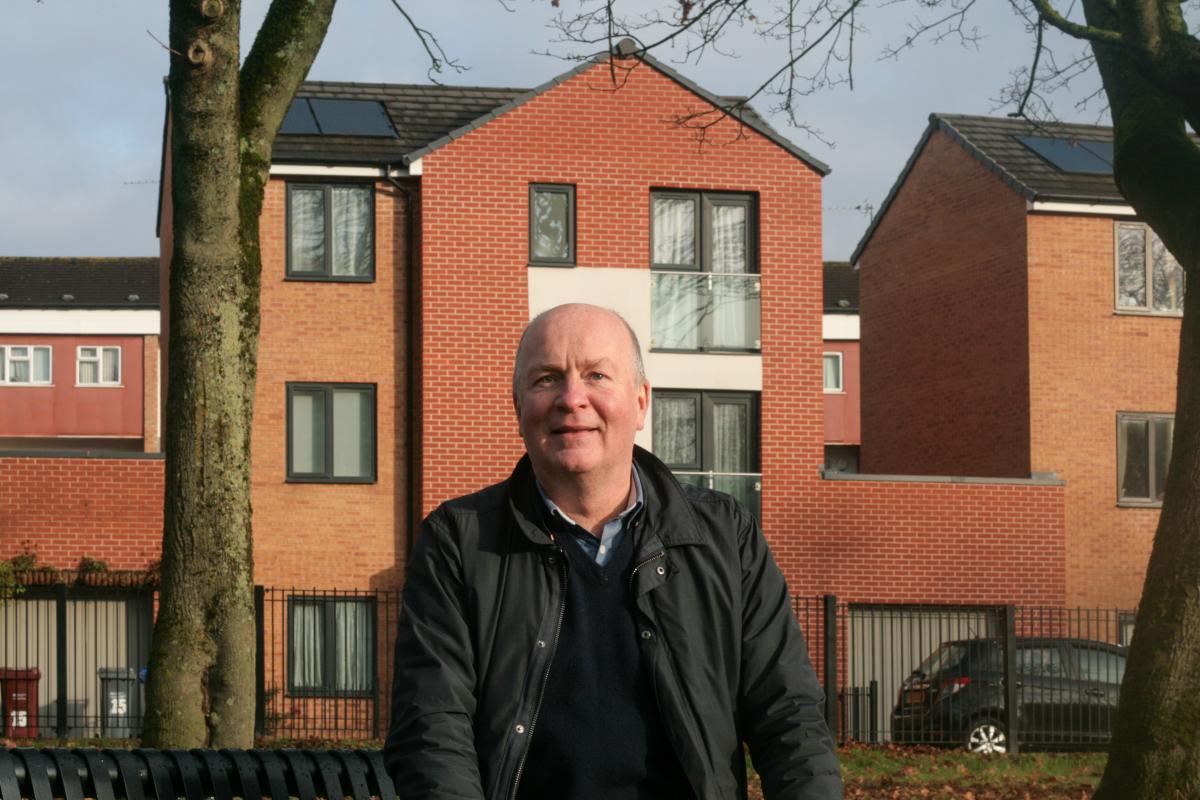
[143,0,336,748]
[1085,0,1200,795]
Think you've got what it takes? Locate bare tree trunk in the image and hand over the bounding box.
[143,0,336,748]
[1086,1,1200,794]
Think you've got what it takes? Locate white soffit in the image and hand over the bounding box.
[0,309,160,335]
[1030,200,1136,217]
[408,159,423,176]
[270,164,391,178]
[823,314,859,341]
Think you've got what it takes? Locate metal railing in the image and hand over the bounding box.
[650,271,761,351]
[673,471,762,519]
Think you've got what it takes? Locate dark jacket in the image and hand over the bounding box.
[384,447,843,799]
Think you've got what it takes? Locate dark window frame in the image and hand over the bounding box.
[653,389,761,472]
[286,382,377,483]
[649,190,758,274]
[528,183,576,266]
[1117,411,1173,507]
[285,181,377,282]
[1114,222,1184,317]
[286,594,377,698]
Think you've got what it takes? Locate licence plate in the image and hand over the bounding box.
[904,690,927,706]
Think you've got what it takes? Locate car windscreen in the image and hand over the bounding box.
[914,642,967,677]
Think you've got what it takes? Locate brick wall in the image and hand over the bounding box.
[250,178,411,591]
[0,456,163,570]
[859,130,1031,478]
[142,334,160,452]
[1026,213,1178,607]
[417,57,826,522]
[823,339,860,445]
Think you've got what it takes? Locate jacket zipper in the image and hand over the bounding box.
[509,551,568,800]
[628,551,665,592]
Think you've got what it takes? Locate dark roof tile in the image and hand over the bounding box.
[0,257,159,309]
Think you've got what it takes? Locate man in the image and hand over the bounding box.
[385,303,842,799]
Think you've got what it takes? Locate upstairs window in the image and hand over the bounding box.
[1116,223,1184,315]
[0,345,51,385]
[77,346,121,386]
[529,184,575,265]
[650,191,760,351]
[287,383,376,483]
[823,352,843,392]
[1118,412,1173,506]
[287,183,374,280]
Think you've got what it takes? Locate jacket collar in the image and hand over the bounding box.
[506,446,706,548]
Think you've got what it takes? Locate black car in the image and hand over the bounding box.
[891,637,1126,753]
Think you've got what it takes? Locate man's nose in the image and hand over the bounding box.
[555,374,589,409]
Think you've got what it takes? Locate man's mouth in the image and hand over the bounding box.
[553,426,597,436]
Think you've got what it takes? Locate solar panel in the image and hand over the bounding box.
[280,99,320,135]
[1016,135,1114,175]
[309,99,397,137]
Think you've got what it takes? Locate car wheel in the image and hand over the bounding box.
[965,719,1008,754]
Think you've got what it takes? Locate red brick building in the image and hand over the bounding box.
[823,261,860,473]
[853,114,1178,610]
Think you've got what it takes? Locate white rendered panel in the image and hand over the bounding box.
[270,164,390,178]
[0,310,159,335]
[1030,200,1135,217]
[822,313,860,340]
[526,266,762,452]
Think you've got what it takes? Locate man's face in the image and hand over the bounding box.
[514,306,649,485]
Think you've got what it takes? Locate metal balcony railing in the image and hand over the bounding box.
[673,471,762,519]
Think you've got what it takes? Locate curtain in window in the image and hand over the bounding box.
[532,190,569,260]
[652,396,697,467]
[1117,225,1146,309]
[1153,418,1173,501]
[334,601,372,692]
[651,273,702,350]
[331,186,372,277]
[101,349,119,383]
[10,348,30,382]
[332,389,372,478]
[33,348,51,382]
[0,349,5,381]
[292,602,323,689]
[291,391,326,474]
[823,354,842,390]
[290,188,326,274]
[711,401,749,473]
[1151,236,1185,312]
[653,197,696,266]
[710,205,749,347]
[1119,417,1149,499]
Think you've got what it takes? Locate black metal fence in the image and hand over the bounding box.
[1,585,1135,751]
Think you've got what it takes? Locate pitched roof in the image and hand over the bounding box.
[823,261,858,313]
[851,114,1127,264]
[273,45,829,175]
[0,257,159,309]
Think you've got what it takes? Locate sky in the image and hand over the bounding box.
[0,1,1106,261]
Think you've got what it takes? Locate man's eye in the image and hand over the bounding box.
[535,374,557,385]
[589,372,608,381]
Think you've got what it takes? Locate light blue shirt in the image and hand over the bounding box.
[537,466,644,567]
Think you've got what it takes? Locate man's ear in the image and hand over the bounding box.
[635,380,650,431]
[513,392,523,434]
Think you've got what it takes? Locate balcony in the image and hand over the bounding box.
[674,471,762,520]
[650,272,761,352]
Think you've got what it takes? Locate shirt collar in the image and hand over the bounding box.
[536,464,644,529]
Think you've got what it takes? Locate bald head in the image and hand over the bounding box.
[512,304,646,398]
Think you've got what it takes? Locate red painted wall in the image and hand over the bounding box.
[823,339,860,445]
[0,455,163,570]
[0,335,145,439]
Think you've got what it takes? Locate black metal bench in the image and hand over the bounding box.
[0,748,396,800]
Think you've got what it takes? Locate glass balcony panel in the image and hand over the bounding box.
[651,272,761,351]
[673,471,762,520]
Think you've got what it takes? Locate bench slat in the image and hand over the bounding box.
[0,750,24,800]
[105,749,147,800]
[219,750,262,800]
[76,749,116,800]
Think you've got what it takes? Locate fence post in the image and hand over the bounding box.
[1002,604,1020,755]
[822,594,838,737]
[254,585,265,737]
[55,583,68,737]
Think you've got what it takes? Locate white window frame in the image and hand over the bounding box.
[76,345,122,387]
[823,352,844,393]
[0,345,53,386]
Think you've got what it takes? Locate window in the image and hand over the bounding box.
[1072,647,1126,685]
[77,346,121,386]
[0,345,51,385]
[288,596,375,697]
[287,183,374,280]
[287,383,376,482]
[529,184,575,265]
[1016,646,1065,678]
[650,191,760,351]
[653,389,760,517]
[1118,412,1173,506]
[1116,223,1184,314]
[823,352,843,392]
